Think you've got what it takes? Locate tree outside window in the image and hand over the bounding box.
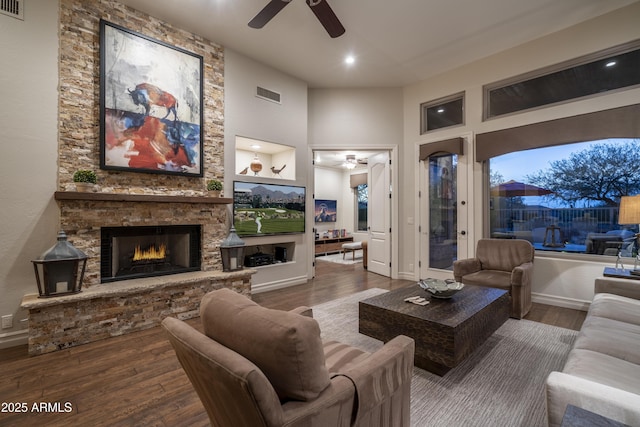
[490,138,640,256]
[357,184,368,232]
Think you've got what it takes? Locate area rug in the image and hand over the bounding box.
[312,288,578,427]
[315,252,363,265]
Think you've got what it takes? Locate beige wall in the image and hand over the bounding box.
[308,87,404,274]
[2,0,640,348]
[402,2,640,307]
[224,49,311,292]
[0,0,59,346]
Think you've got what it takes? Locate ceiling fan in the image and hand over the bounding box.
[248,0,345,38]
[331,154,367,169]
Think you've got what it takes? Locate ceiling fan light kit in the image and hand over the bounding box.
[344,154,357,169]
[249,0,345,38]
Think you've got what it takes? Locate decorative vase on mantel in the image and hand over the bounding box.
[75,182,96,193]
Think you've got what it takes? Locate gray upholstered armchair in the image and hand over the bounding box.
[162,288,415,427]
[453,238,534,319]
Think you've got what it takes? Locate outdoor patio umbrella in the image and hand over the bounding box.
[490,180,554,197]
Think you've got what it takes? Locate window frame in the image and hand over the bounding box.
[485,139,640,260]
[355,183,368,232]
[420,91,465,134]
[483,39,640,121]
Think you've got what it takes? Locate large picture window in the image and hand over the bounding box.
[489,138,640,256]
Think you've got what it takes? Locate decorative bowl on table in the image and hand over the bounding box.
[418,278,464,299]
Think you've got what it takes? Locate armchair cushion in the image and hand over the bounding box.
[452,258,482,280]
[476,238,534,271]
[457,270,511,290]
[200,288,331,402]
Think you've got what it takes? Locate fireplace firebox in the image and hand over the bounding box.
[101,225,201,283]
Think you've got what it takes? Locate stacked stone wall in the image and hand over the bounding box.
[22,271,253,355]
[59,199,228,286]
[23,1,254,355]
[55,0,228,282]
[59,0,224,194]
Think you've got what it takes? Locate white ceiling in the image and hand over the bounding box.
[118,0,637,88]
[313,149,381,171]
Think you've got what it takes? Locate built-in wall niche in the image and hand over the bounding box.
[243,242,296,267]
[235,136,295,180]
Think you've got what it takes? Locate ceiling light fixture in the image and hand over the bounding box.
[344,154,357,169]
[345,55,355,65]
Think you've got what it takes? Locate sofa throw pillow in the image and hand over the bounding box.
[200,288,331,401]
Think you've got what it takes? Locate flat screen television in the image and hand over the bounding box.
[233,181,306,237]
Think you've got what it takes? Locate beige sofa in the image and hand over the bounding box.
[163,288,415,427]
[545,277,640,426]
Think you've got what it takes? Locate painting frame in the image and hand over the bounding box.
[314,199,337,223]
[99,20,204,177]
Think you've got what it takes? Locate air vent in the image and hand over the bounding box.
[256,86,281,104]
[1,0,23,20]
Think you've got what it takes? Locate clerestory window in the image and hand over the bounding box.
[484,40,640,120]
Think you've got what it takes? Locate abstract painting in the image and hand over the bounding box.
[99,20,204,176]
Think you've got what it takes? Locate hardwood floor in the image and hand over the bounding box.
[0,260,586,426]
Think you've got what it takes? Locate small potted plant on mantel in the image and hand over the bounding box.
[206,179,223,197]
[73,170,97,192]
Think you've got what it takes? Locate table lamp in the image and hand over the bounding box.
[618,195,640,274]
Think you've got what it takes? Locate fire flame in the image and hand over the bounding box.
[133,244,167,261]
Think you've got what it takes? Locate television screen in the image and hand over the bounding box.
[233,181,306,237]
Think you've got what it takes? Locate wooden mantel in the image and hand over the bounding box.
[54,191,233,204]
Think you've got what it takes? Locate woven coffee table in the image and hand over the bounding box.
[359,284,509,375]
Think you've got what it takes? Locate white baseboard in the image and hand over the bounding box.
[0,329,28,349]
[251,275,309,294]
[532,292,591,312]
[397,271,416,281]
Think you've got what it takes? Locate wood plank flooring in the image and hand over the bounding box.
[0,259,586,426]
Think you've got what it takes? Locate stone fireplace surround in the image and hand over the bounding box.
[100,224,202,283]
[17,0,249,356]
[21,192,256,356]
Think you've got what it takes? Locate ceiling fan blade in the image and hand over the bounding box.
[248,0,292,29]
[306,0,345,38]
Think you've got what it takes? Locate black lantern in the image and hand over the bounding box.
[32,230,88,298]
[220,226,245,272]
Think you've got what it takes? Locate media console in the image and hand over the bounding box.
[315,236,354,256]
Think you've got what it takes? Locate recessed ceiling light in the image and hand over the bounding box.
[605,61,617,67]
[345,55,355,65]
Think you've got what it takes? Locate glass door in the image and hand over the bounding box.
[428,154,457,270]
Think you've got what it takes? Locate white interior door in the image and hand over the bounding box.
[368,152,391,277]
